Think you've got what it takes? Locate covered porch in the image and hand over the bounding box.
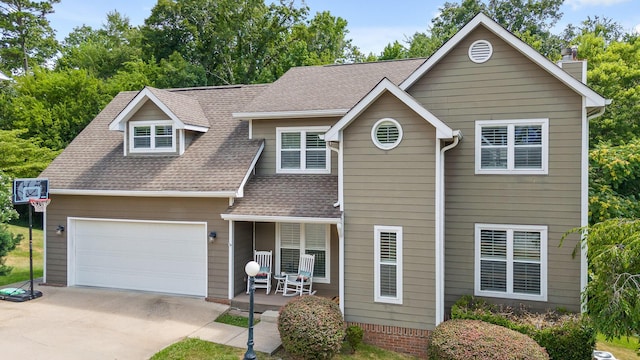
[221,174,343,312]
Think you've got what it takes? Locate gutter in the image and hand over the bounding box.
[436,130,462,325]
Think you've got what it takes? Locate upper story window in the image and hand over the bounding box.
[474,224,547,302]
[475,119,548,175]
[276,126,330,174]
[129,120,176,153]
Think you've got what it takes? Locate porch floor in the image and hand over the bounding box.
[231,288,336,313]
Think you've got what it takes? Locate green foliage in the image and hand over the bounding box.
[345,325,364,353]
[427,319,549,360]
[0,129,60,179]
[0,0,60,73]
[1,66,112,150]
[577,32,640,145]
[562,219,640,347]
[0,173,21,276]
[214,312,259,328]
[278,295,345,360]
[589,140,640,223]
[451,296,595,360]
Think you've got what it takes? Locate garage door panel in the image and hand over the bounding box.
[71,219,207,297]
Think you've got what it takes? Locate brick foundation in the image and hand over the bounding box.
[347,322,430,358]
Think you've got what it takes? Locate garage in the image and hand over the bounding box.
[68,218,207,297]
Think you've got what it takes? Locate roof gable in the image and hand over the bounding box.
[324,78,454,142]
[109,87,210,132]
[400,13,607,108]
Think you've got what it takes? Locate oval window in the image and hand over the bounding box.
[371,118,403,150]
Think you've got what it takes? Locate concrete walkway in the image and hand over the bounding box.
[0,283,282,359]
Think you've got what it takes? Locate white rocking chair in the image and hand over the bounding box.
[283,254,315,296]
[247,250,272,295]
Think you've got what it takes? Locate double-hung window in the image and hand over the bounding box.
[277,223,329,283]
[276,127,330,173]
[475,224,547,301]
[475,119,548,174]
[129,120,175,153]
[374,225,403,304]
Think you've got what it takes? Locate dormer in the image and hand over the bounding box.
[109,87,209,156]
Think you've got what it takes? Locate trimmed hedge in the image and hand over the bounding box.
[451,295,595,360]
[428,319,549,359]
[278,296,345,359]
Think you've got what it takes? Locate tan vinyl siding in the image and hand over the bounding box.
[234,221,254,294]
[408,26,583,312]
[251,118,339,175]
[560,61,585,83]
[343,92,438,330]
[45,195,230,299]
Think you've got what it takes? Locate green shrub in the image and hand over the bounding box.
[278,296,345,360]
[428,319,549,359]
[451,295,595,360]
[345,325,364,353]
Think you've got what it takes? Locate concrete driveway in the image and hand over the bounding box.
[0,284,229,360]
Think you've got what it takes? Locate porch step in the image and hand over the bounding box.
[261,310,279,323]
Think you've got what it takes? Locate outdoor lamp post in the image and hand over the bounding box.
[244,260,260,360]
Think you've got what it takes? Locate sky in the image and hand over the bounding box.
[48,0,640,55]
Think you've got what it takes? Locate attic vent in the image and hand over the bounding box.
[372,118,403,150]
[469,40,493,63]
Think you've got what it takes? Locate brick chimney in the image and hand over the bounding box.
[558,45,587,84]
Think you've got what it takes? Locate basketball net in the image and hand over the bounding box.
[29,198,50,213]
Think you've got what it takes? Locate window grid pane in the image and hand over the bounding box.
[281,151,301,169]
[513,231,541,261]
[305,150,326,169]
[513,262,541,294]
[281,133,301,149]
[306,249,326,278]
[380,264,397,297]
[480,230,506,259]
[480,260,507,292]
[379,232,397,262]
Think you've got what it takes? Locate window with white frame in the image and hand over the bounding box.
[277,223,329,282]
[276,127,330,173]
[475,224,547,301]
[475,119,548,174]
[129,120,175,153]
[374,225,403,304]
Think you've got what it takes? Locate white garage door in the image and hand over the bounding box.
[69,218,207,297]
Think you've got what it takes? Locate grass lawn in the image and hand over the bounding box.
[152,338,418,360]
[597,334,640,360]
[0,224,44,287]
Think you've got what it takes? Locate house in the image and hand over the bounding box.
[40,14,607,357]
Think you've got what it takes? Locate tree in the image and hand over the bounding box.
[401,0,564,59]
[575,32,640,145]
[1,66,112,149]
[0,0,60,73]
[0,129,60,179]
[142,0,309,85]
[57,11,143,79]
[562,219,640,350]
[589,138,640,224]
[0,172,21,276]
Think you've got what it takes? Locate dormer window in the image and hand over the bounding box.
[129,120,176,153]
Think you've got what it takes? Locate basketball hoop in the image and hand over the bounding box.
[29,198,50,213]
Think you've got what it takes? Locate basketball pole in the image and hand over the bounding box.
[28,202,34,299]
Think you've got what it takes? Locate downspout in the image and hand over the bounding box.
[436,130,461,325]
[328,140,345,315]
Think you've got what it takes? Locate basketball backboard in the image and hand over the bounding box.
[12,178,49,204]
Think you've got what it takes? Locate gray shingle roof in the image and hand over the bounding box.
[145,87,210,129]
[239,58,426,114]
[41,85,267,193]
[225,175,341,219]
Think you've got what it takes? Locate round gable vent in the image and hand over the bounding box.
[468,40,493,63]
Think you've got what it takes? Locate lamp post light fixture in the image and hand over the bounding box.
[244,260,260,360]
